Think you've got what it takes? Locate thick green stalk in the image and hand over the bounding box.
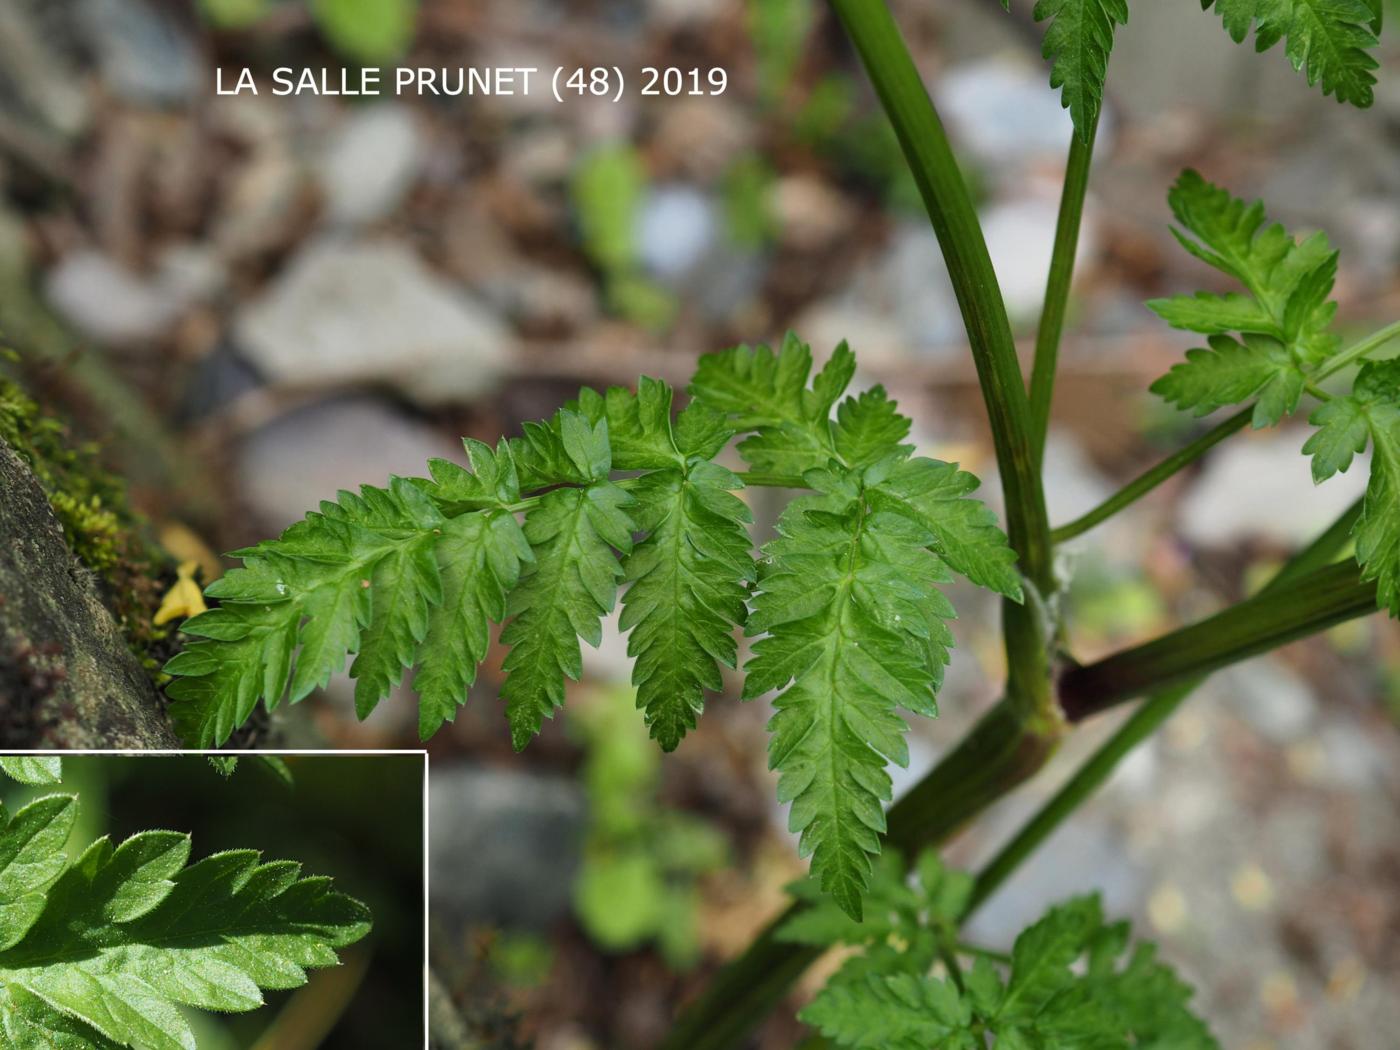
[825,0,1056,731]
[660,700,1057,1050]
[1059,560,1376,722]
[827,0,1051,594]
[1029,118,1099,466]
[970,498,1363,911]
[1052,408,1250,543]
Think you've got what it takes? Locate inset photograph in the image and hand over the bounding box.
[0,752,425,1049]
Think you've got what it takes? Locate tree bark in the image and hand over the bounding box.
[0,437,178,747]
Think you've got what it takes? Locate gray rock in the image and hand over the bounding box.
[1178,431,1369,548]
[0,439,178,748]
[236,397,463,529]
[78,0,201,106]
[837,222,961,358]
[429,764,585,930]
[1218,658,1317,746]
[235,239,510,406]
[1041,432,1115,528]
[965,819,1143,948]
[44,251,188,346]
[638,185,717,283]
[982,195,1096,320]
[936,59,1084,170]
[317,105,424,227]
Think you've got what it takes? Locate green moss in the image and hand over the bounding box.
[0,373,169,667]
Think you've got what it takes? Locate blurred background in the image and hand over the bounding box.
[0,0,1398,1046]
[0,754,425,1047]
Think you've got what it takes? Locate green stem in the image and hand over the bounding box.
[1051,408,1250,543]
[1316,319,1400,382]
[1058,560,1376,722]
[827,0,1051,595]
[660,700,1058,1050]
[1029,118,1098,467]
[969,497,1363,913]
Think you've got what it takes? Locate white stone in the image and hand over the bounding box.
[237,396,462,529]
[936,59,1086,168]
[981,195,1097,319]
[638,185,717,282]
[318,105,423,226]
[1178,431,1370,548]
[235,239,509,406]
[45,251,185,345]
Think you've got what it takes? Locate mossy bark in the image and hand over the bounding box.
[0,437,178,747]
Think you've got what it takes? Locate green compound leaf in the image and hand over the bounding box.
[1305,359,1400,616]
[744,466,956,919]
[801,854,1218,1050]
[164,477,451,746]
[689,334,856,476]
[621,450,754,751]
[1148,170,1341,425]
[0,799,370,1050]
[0,797,78,953]
[1201,0,1381,108]
[777,848,972,955]
[1030,0,1130,142]
[1151,332,1305,427]
[868,457,1025,601]
[500,481,634,750]
[0,759,61,787]
[414,510,533,740]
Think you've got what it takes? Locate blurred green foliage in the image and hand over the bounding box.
[199,0,418,65]
[197,0,271,29]
[1067,561,1166,643]
[722,154,778,250]
[310,0,419,66]
[570,689,727,968]
[570,146,677,331]
[749,0,816,103]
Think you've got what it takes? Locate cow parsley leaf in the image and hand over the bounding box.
[619,401,755,750]
[164,476,451,746]
[1201,0,1381,107]
[745,464,957,919]
[1304,358,1400,616]
[1030,0,1130,141]
[1148,170,1341,426]
[0,795,370,1050]
[689,334,856,476]
[801,856,1218,1050]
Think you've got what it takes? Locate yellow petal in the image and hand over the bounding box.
[154,561,208,626]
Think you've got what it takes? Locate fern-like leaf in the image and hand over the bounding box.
[745,464,956,919]
[0,796,370,1050]
[801,855,1219,1050]
[1031,0,1129,141]
[689,334,855,476]
[500,471,634,749]
[165,477,449,746]
[620,424,754,750]
[1304,359,1400,616]
[1148,170,1341,425]
[1201,0,1381,107]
